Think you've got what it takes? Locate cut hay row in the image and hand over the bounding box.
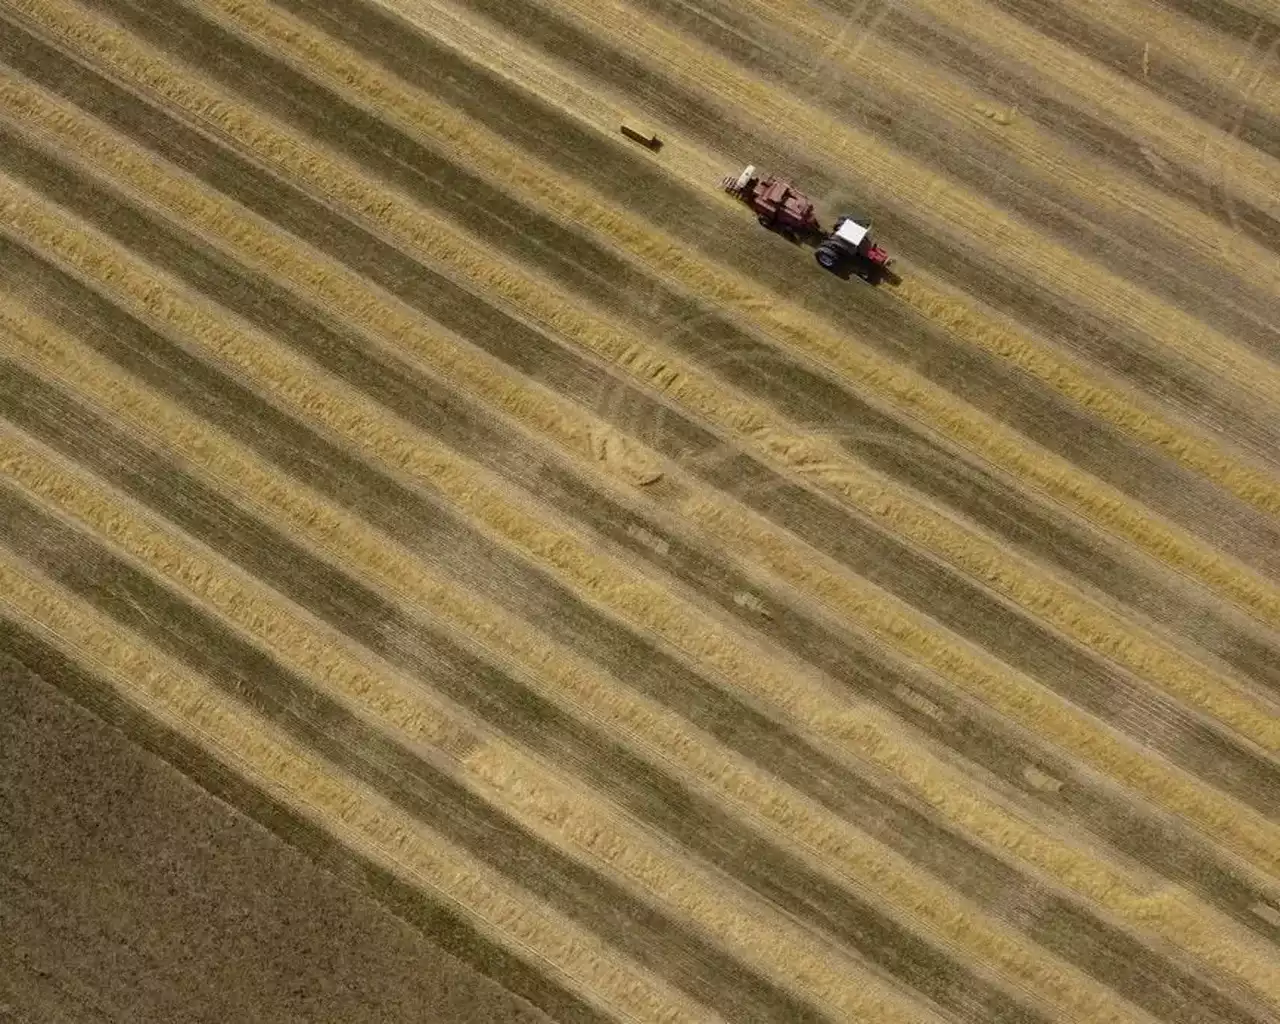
[0,551,712,1024]
[20,0,1279,641]
[0,426,941,1024]
[525,0,1280,408]
[2,79,1272,763]
[0,427,487,764]
[897,0,1280,211]
[8,176,1280,909]
[6,312,1279,1006]
[686,0,1280,293]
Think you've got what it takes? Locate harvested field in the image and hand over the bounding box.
[0,0,1277,1020]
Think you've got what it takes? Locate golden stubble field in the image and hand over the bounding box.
[0,0,1277,1020]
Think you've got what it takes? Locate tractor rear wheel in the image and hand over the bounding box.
[815,247,839,269]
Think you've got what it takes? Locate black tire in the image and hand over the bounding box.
[757,213,774,229]
[815,248,839,269]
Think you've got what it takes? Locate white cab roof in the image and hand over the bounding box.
[835,220,870,246]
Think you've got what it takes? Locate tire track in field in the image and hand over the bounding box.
[2,46,1280,865]
[5,166,1274,967]
[6,151,1278,847]
[8,297,1279,984]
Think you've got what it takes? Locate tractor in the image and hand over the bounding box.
[722,164,894,280]
[814,215,894,280]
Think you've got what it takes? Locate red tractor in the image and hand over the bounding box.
[721,164,893,280]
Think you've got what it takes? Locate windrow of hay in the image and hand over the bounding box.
[524,0,1280,407]
[0,552,713,1024]
[7,174,1280,897]
[189,0,1280,559]
[7,313,1280,1007]
[0,77,662,491]
[18,0,1280,638]
[710,0,1280,292]
[1,151,1275,775]
[0,427,484,761]
[0,429,947,1024]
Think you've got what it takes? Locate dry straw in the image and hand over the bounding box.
[194,0,1280,525]
[4,312,1278,1009]
[1,87,1276,769]
[14,0,1278,644]
[0,553,709,1024]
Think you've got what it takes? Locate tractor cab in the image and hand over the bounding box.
[815,216,893,277]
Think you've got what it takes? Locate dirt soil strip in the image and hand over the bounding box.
[0,562,727,1024]
[2,71,1276,788]
[7,172,1280,903]
[174,0,1280,551]
[0,437,958,1024]
[4,49,1277,760]
[4,234,1279,1018]
[94,0,1280,616]
[0,654,564,1024]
